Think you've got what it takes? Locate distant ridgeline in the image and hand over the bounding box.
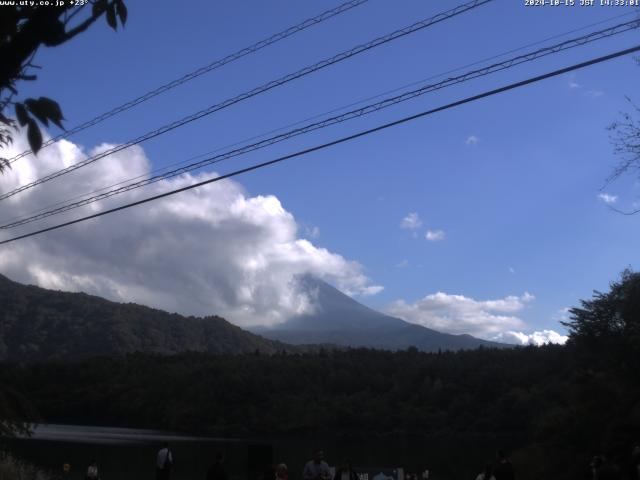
[0,273,290,360]
[0,273,504,361]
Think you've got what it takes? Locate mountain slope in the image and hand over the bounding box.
[0,274,288,361]
[251,276,507,351]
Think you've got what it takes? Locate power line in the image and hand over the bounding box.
[1,43,638,247]
[6,0,370,164]
[5,8,632,227]
[5,12,630,229]
[3,18,638,230]
[0,0,493,202]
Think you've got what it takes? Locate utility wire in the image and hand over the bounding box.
[3,7,634,229]
[0,0,493,202]
[2,18,638,230]
[7,7,633,227]
[6,0,370,164]
[1,44,638,246]
[5,9,632,227]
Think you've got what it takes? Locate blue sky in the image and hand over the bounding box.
[3,0,640,342]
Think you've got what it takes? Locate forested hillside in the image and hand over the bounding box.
[0,274,288,360]
[2,346,565,435]
[1,340,638,478]
[1,270,639,479]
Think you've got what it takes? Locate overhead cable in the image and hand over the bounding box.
[0,0,493,201]
[3,18,638,229]
[1,43,638,246]
[6,0,370,164]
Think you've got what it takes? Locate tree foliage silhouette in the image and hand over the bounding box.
[563,268,640,349]
[0,0,127,437]
[0,0,128,172]
[606,61,640,215]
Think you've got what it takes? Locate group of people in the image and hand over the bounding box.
[587,444,640,480]
[476,450,516,480]
[304,450,362,480]
[303,449,513,480]
[61,442,177,480]
[214,448,356,480]
[61,459,99,480]
[474,451,515,480]
[62,443,640,480]
[73,445,504,480]
[259,449,355,480]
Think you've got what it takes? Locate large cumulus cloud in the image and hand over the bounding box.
[386,290,567,344]
[386,291,533,338]
[0,131,382,326]
[494,330,568,346]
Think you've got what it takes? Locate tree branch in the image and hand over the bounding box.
[46,4,109,46]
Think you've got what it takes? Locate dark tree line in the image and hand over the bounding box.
[1,272,639,478]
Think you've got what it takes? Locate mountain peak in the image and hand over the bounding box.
[252,276,508,351]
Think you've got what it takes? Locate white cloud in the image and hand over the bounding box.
[396,259,409,268]
[0,130,382,327]
[386,291,534,338]
[567,76,602,98]
[356,284,384,296]
[508,266,515,274]
[494,330,568,346]
[425,229,445,242]
[568,75,581,89]
[400,212,422,230]
[597,192,618,204]
[465,135,479,146]
[585,89,604,99]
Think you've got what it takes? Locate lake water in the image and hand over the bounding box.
[3,424,517,480]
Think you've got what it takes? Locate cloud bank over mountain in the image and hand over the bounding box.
[0,132,381,326]
[0,130,568,342]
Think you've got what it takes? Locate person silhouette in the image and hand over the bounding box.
[156,442,174,480]
[206,452,227,480]
[629,445,640,480]
[303,450,331,480]
[86,459,99,480]
[475,463,496,480]
[333,458,358,480]
[493,451,514,480]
